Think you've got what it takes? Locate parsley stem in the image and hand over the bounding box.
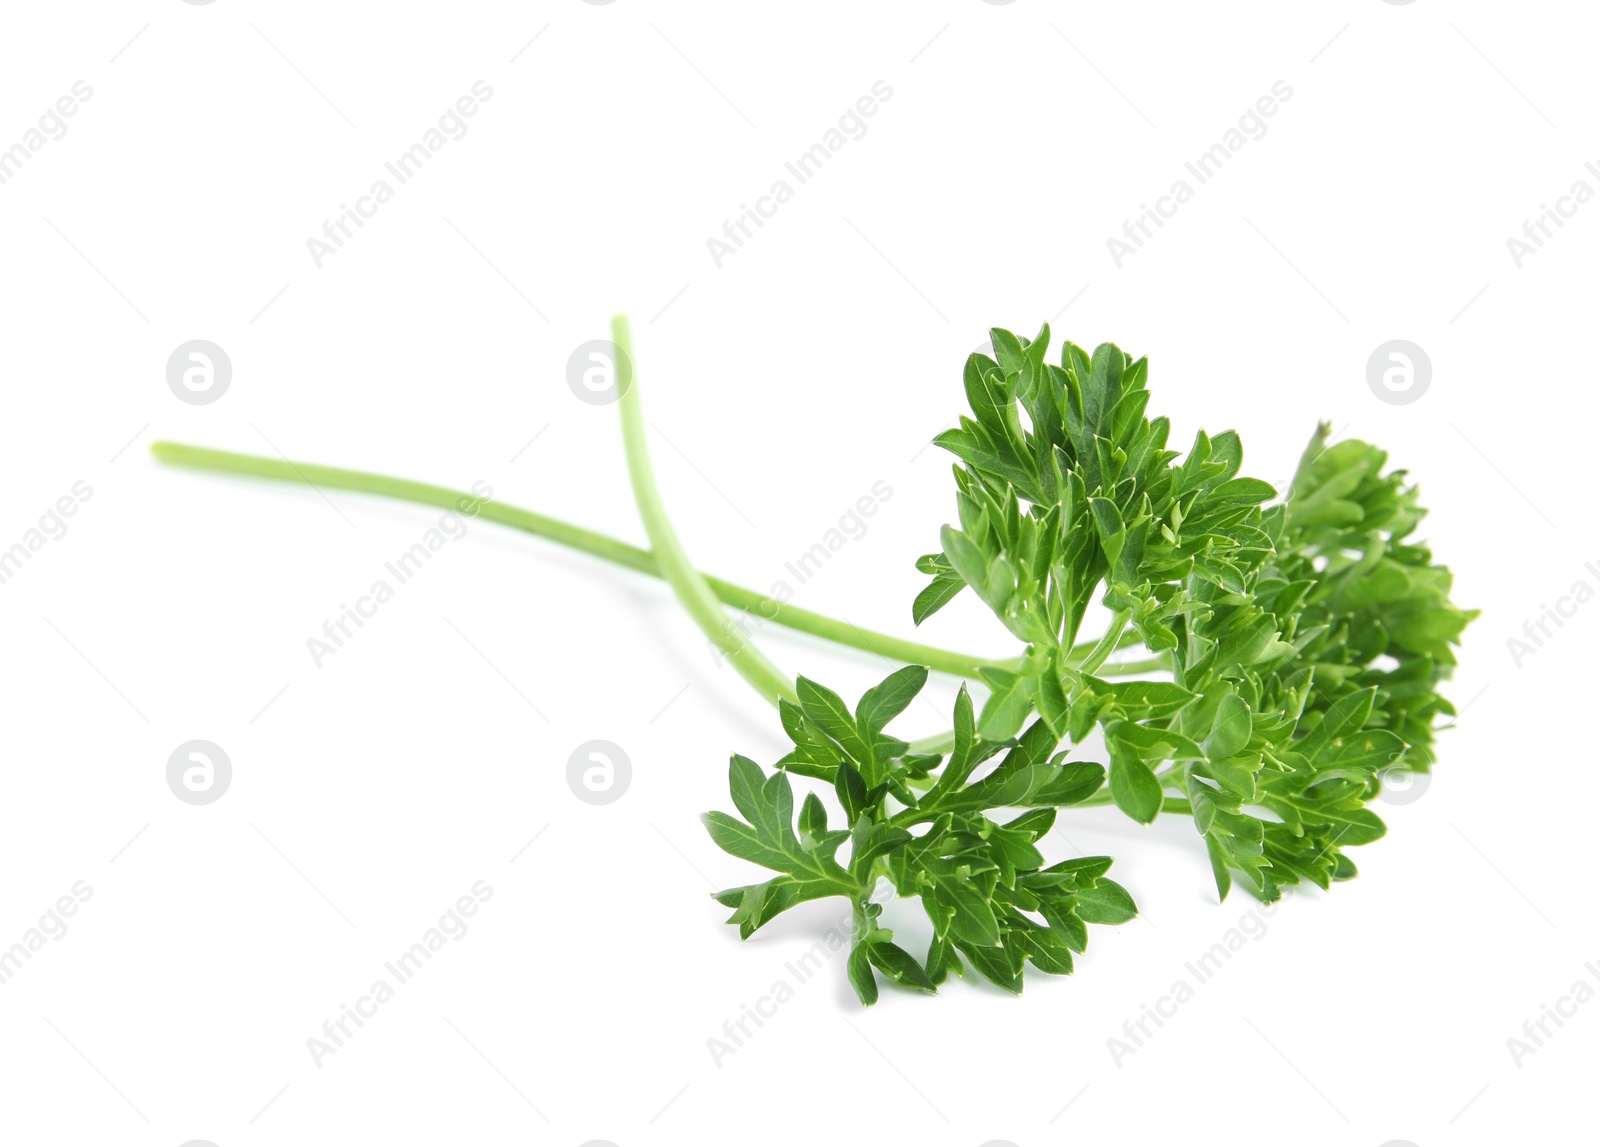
[613,314,800,707]
[907,730,955,756]
[146,444,1012,681]
[1077,610,1133,675]
[149,420,1157,697]
[1092,654,1172,677]
[1071,792,1191,815]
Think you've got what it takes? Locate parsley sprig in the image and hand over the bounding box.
[151,317,1473,1005]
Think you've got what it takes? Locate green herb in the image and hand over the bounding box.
[151,316,1473,1005]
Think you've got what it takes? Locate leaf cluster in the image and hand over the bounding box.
[704,667,1135,1003]
[915,325,1473,901]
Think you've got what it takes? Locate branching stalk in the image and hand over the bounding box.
[150,447,1165,693]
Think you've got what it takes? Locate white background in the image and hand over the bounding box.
[0,2,1593,1144]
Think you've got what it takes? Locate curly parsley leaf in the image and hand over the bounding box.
[704,669,1137,1003]
[916,326,1474,906]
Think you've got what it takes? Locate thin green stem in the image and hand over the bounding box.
[1093,654,1173,677]
[1063,626,1142,666]
[907,730,955,756]
[1071,791,1192,815]
[1077,609,1132,675]
[614,315,796,706]
[146,450,1008,682]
